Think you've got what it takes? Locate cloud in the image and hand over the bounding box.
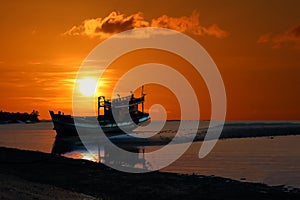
[151,12,229,38]
[202,24,229,38]
[63,11,229,39]
[64,12,149,39]
[258,23,300,49]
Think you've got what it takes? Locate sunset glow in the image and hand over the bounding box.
[0,1,299,120]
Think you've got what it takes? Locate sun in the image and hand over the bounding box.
[78,78,98,96]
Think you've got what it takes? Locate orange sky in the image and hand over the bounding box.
[0,0,300,120]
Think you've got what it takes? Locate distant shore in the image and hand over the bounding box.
[0,110,40,124]
[196,121,300,141]
[0,147,299,200]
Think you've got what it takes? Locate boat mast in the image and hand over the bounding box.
[98,96,100,116]
[141,85,144,113]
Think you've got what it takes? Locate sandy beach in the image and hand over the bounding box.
[0,147,299,200]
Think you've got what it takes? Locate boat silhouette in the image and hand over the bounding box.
[50,89,150,137]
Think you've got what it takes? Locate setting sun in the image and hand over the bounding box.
[78,78,98,96]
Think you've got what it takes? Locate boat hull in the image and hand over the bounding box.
[50,111,150,137]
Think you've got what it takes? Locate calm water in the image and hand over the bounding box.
[0,122,299,188]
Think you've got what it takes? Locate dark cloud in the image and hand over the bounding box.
[290,24,300,37]
[64,11,229,39]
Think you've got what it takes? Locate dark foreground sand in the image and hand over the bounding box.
[0,174,96,200]
[0,147,299,200]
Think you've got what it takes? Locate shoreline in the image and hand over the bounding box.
[1,147,299,199]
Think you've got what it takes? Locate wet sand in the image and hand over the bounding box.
[1,147,299,200]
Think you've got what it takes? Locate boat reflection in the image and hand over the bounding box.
[51,135,147,169]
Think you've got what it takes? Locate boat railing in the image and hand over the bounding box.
[103,96,144,106]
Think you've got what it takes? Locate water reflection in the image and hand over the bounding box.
[50,121,205,171]
[51,135,147,169]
